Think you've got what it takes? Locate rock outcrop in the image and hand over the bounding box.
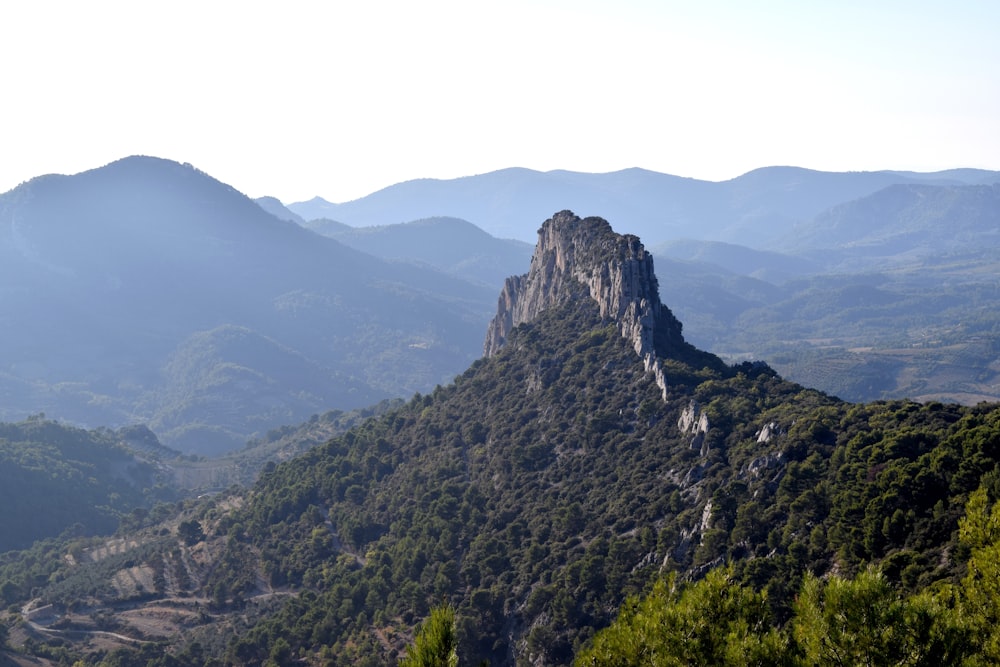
[678,400,711,455]
[483,210,687,400]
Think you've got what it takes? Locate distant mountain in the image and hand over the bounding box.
[0,157,497,454]
[778,182,1000,269]
[288,169,1000,406]
[287,166,999,246]
[303,217,353,236]
[290,195,345,221]
[254,195,305,224]
[632,184,998,404]
[887,167,1000,184]
[305,216,533,288]
[653,238,819,282]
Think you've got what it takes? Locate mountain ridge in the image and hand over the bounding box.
[286,165,1000,245]
[302,215,533,289]
[0,156,499,453]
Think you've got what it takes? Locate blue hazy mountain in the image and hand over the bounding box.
[0,157,497,454]
[777,182,1000,269]
[302,216,533,288]
[254,195,306,224]
[287,166,998,246]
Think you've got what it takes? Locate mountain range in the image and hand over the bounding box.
[5,212,1000,666]
[297,216,532,289]
[284,169,1000,406]
[286,166,1000,246]
[0,157,497,454]
[2,156,998,458]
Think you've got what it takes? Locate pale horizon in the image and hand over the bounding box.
[3,0,997,204]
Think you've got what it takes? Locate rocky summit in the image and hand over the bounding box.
[484,210,687,399]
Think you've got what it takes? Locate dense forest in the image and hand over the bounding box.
[580,483,1000,665]
[193,300,1000,666]
[0,418,176,553]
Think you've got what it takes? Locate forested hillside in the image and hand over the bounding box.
[5,214,1000,666]
[0,417,176,553]
[199,306,1000,666]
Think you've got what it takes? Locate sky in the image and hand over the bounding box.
[2,0,998,204]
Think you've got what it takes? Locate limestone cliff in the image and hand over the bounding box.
[483,210,687,400]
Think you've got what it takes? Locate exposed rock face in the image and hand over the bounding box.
[483,210,686,400]
[746,451,785,479]
[756,421,784,443]
[678,400,711,455]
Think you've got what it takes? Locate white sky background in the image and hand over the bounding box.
[1,0,998,203]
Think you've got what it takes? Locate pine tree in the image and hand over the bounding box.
[400,603,459,667]
[575,567,788,666]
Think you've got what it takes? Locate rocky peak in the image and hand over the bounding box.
[483,210,686,400]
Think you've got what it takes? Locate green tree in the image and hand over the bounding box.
[400,603,459,667]
[958,486,1000,663]
[792,567,967,666]
[266,636,293,666]
[177,519,205,546]
[576,567,788,666]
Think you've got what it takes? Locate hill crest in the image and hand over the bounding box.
[484,211,689,399]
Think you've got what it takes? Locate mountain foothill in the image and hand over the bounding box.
[1,158,1000,665]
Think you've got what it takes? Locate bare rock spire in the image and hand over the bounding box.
[483,211,685,400]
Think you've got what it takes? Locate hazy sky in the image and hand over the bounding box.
[2,0,997,203]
